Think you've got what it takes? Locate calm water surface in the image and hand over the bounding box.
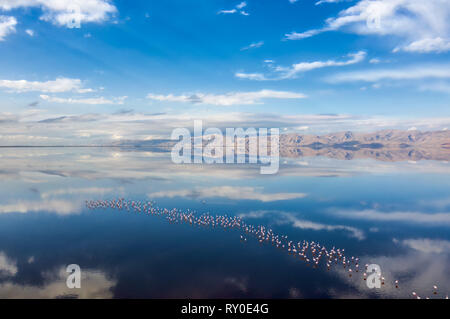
[0,148,449,298]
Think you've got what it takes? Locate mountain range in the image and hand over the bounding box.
[114,130,450,162]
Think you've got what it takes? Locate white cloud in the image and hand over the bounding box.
[419,82,450,94]
[327,64,450,83]
[218,9,236,14]
[25,29,34,36]
[147,90,306,106]
[0,0,117,28]
[315,0,347,4]
[148,186,307,202]
[2,109,450,146]
[235,73,268,81]
[285,0,450,54]
[285,29,322,40]
[394,37,450,53]
[40,95,127,105]
[240,41,264,51]
[236,51,366,81]
[276,51,366,79]
[236,2,247,9]
[0,15,16,40]
[218,1,249,15]
[0,78,94,93]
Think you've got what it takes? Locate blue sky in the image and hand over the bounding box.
[0,0,449,144]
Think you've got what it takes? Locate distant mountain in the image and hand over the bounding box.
[278,130,450,161]
[279,130,450,148]
[113,130,450,162]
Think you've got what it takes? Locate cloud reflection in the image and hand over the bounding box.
[239,210,365,240]
[332,209,450,225]
[148,186,307,202]
[0,252,17,278]
[0,266,116,299]
[0,200,81,215]
[396,238,450,254]
[331,247,450,299]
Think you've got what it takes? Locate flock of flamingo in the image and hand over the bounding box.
[86,198,447,300]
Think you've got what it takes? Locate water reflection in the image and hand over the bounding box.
[0,259,115,299]
[0,147,448,298]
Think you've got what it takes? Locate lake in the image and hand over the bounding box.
[0,147,449,299]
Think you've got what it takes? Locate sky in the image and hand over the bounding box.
[0,0,449,145]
